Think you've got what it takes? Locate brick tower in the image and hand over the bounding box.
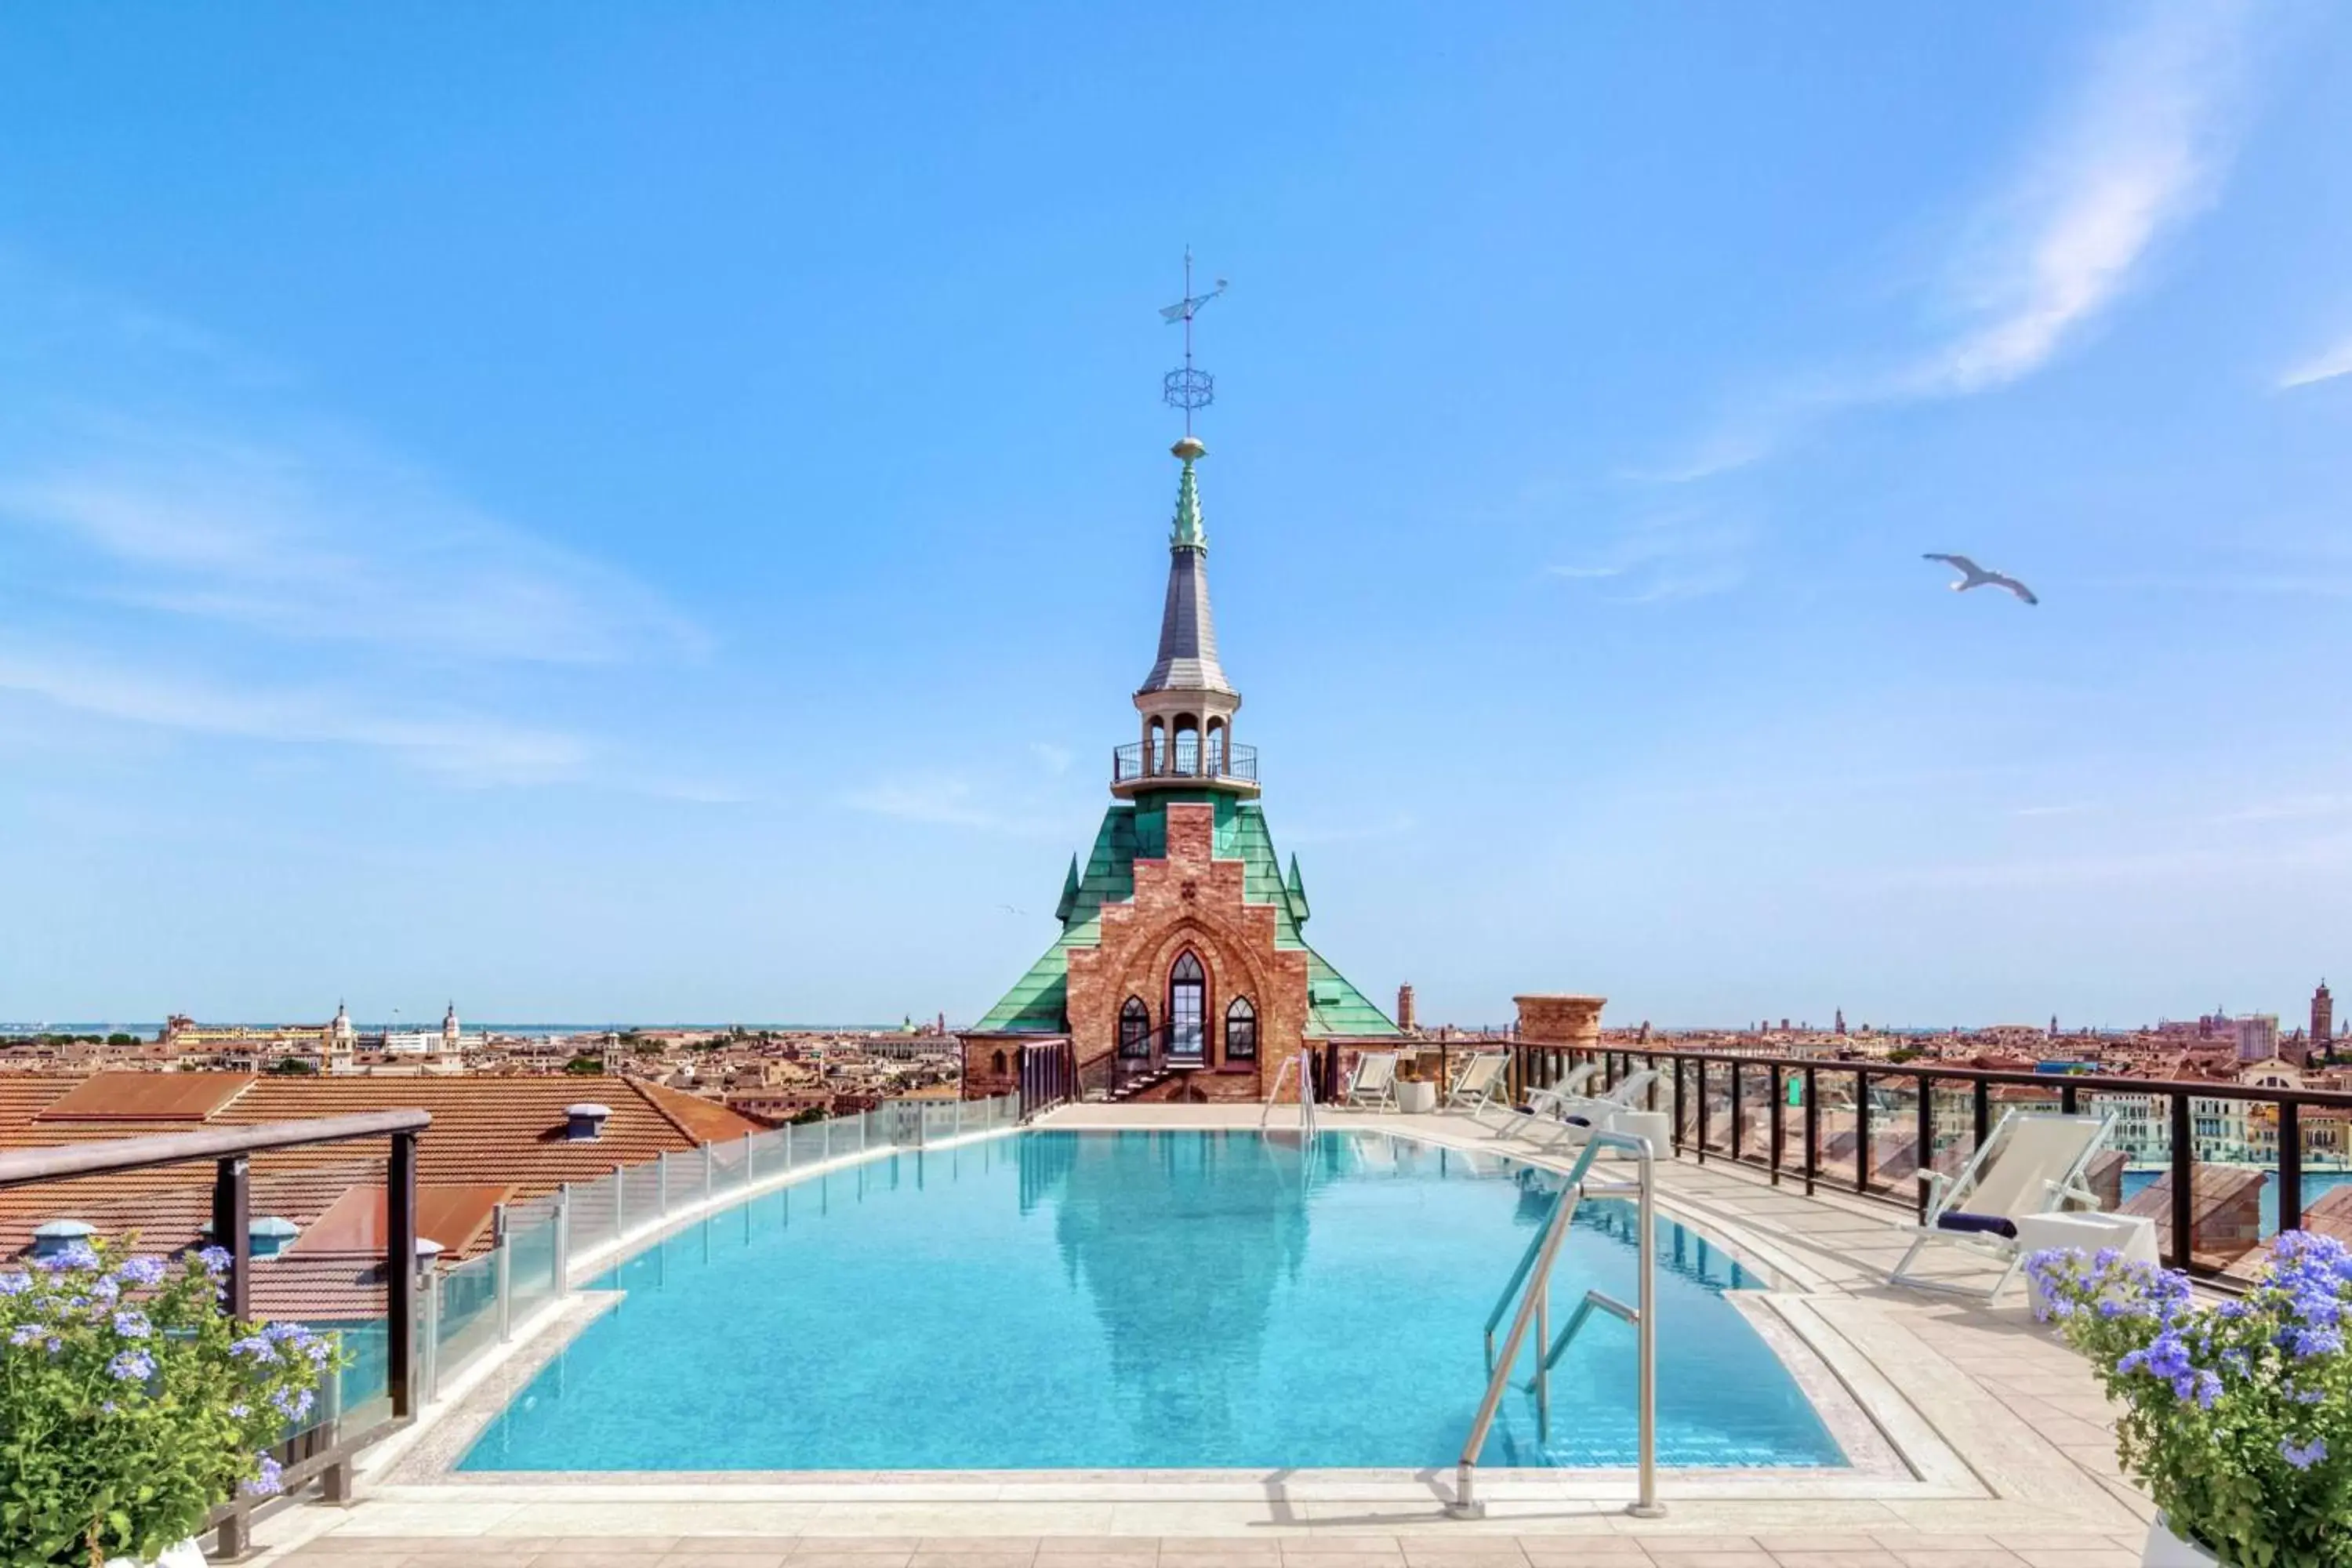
[960,437,1399,1102]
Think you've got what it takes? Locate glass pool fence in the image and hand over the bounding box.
[411,1091,1022,1403]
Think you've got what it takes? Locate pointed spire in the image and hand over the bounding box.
[1054,853,1081,924]
[1287,853,1310,925]
[1138,437,1235,696]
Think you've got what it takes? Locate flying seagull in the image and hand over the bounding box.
[1923,554,2038,605]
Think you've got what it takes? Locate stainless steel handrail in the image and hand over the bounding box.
[1450,1127,1662,1520]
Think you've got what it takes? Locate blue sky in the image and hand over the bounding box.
[4,2,2351,1029]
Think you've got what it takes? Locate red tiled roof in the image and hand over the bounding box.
[36,1073,255,1122]
[0,1072,766,1319]
[292,1183,511,1258]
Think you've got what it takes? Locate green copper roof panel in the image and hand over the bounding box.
[973,796,1396,1038]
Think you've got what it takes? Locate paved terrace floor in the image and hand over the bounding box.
[248,1104,2160,1568]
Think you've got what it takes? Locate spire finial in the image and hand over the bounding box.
[1159,247,1226,437]
[1170,437,1207,550]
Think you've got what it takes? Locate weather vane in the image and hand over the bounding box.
[1160,246,1227,436]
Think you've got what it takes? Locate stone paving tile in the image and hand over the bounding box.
[1620,1538,1759,1555]
[1766,1553,1907,1568]
[2006,1554,2136,1568]
[788,1555,913,1568]
[655,1553,790,1568]
[1876,1554,2026,1568]
[796,1542,927,1555]
[1624,1555,1771,1568]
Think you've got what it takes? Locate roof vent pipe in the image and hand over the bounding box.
[249,1217,300,1259]
[30,1218,95,1259]
[564,1103,612,1142]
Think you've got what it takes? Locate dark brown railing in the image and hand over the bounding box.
[1511,1043,2352,1280]
[0,1110,430,1559]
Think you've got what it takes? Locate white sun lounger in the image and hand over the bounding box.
[1442,1051,1512,1118]
[1341,1050,1400,1111]
[1488,1062,1601,1139]
[1527,1069,1662,1149]
[1889,1109,2114,1301]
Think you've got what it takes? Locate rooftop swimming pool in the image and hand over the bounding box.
[457,1129,1847,1472]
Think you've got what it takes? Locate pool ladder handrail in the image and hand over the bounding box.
[1258,1047,1317,1139]
[1450,1127,1663,1521]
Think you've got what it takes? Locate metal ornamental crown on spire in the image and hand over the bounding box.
[1138,251,1234,697]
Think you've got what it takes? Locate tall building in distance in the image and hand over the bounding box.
[2314,980,2335,1049]
[2235,1014,2280,1062]
[958,430,1399,1101]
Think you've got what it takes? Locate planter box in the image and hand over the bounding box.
[2142,1516,2220,1568]
[1396,1080,1437,1114]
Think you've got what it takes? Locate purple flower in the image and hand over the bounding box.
[2282,1436,2328,1471]
[229,1334,278,1363]
[111,1309,151,1339]
[2172,1370,2223,1409]
[99,1400,119,1415]
[0,1272,28,1297]
[270,1386,315,1421]
[6,1323,41,1347]
[2285,1326,2343,1359]
[227,1403,251,1419]
[113,1255,167,1288]
[239,1454,284,1498]
[194,1246,232,1276]
[106,1348,154,1382]
[34,1242,100,1274]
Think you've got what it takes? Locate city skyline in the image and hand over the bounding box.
[5,2,2352,1025]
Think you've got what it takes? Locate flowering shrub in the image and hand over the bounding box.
[0,1236,342,1567]
[2028,1232,2352,1568]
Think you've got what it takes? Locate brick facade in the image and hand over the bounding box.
[1064,802,1311,1102]
[1514,993,1606,1047]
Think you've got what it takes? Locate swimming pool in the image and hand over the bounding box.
[458,1130,1846,1472]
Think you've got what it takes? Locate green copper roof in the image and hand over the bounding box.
[1170,453,1207,551]
[974,794,1399,1038]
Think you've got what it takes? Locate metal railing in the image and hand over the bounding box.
[1258,1047,1317,1137]
[1111,739,1260,785]
[1453,1127,1661,1520]
[1519,1042,2352,1279]
[0,1111,431,1558]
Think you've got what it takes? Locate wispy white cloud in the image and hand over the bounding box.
[0,648,588,786]
[2279,332,2352,390]
[1548,508,1753,603]
[2213,793,2352,824]
[1900,2,2245,397]
[842,775,1067,837]
[1029,742,1075,775]
[0,419,704,666]
[1645,2,2254,478]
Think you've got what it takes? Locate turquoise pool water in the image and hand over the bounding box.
[458,1130,1846,1472]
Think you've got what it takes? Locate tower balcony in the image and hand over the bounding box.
[1112,739,1260,797]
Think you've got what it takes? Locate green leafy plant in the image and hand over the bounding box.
[0,1236,342,1567]
[2029,1233,2352,1567]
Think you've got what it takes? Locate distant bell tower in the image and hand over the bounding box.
[2314,981,2334,1053]
[442,1000,461,1051]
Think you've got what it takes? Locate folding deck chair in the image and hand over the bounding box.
[1889,1109,2114,1301]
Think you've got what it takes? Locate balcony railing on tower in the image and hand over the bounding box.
[1112,739,1259,786]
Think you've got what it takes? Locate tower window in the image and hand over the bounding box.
[1168,952,1206,1060]
[1119,996,1151,1058]
[1225,996,1257,1062]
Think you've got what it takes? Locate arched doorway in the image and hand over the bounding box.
[1118,996,1151,1058]
[1168,951,1207,1062]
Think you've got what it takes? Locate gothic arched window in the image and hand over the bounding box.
[1118,996,1151,1058]
[991,1050,1007,1076]
[1225,995,1257,1062]
[1168,952,1207,1061]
